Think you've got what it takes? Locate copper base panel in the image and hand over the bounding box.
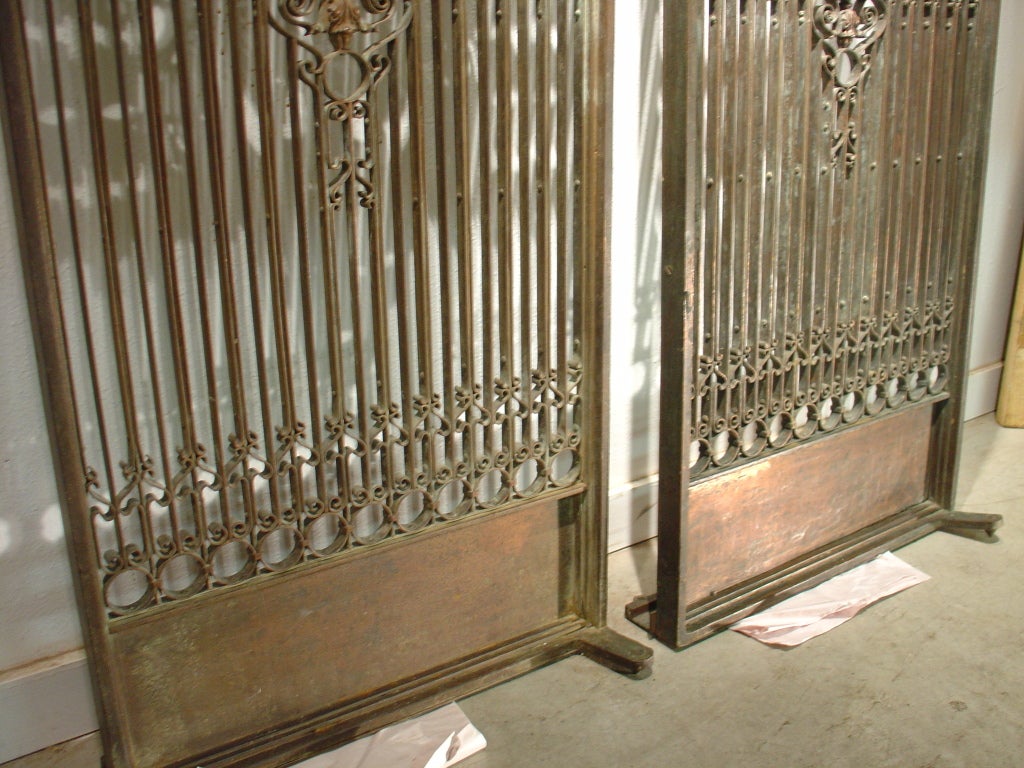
[628,405,970,647]
[101,495,649,768]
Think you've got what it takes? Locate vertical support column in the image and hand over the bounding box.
[652,0,703,648]
[578,0,615,626]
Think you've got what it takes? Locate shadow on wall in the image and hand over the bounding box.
[631,0,662,485]
[620,0,662,560]
[0,173,84,671]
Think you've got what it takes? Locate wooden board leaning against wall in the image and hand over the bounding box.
[996,235,1024,426]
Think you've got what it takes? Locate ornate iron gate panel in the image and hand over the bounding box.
[629,0,1002,648]
[0,1,648,765]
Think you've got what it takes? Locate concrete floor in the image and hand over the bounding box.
[6,415,1022,768]
[457,414,1024,768]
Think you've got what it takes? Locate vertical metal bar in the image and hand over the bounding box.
[137,0,205,548]
[109,0,180,553]
[577,0,614,626]
[536,0,552,457]
[78,0,155,561]
[708,3,726,444]
[888,1,920,405]
[832,23,867,423]
[906,3,940,399]
[431,0,457,469]
[555,0,572,433]
[861,6,896,416]
[790,5,813,420]
[570,0,584,393]
[655,0,702,646]
[44,0,119,536]
[750,1,773,452]
[738,1,760,445]
[934,0,970,371]
[360,27,395,507]
[517,0,535,458]
[722,2,739,450]
[339,32,376,498]
[451,0,478,492]
[919,1,955,386]
[478,0,498,467]
[880,4,913,405]
[387,30,419,489]
[363,21,396,507]
[497,0,517,469]
[253,0,303,520]
[281,31,330,506]
[800,0,816,426]
[766,1,789,437]
[408,0,438,481]
[300,21,355,506]
[817,12,840,426]
[692,1,710,466]
[171,1,233,526]
[195,0,257,531]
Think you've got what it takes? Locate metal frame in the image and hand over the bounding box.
[0,1,649,765]
[630,0,1003,649]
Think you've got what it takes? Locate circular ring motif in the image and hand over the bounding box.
[104,568,156,615]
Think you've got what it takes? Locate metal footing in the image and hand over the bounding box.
[575,627,653,677]
[625,503,1004,650]
[936,510,1003,538]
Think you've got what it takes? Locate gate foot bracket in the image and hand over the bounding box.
[575,626,652,678]
[623,594,656,634]
[936,510,1003,539]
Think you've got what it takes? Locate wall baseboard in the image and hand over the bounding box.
[0,652,97,765]
[607,475,659,553]
[0,733,101,768]
[965,362,1004,421]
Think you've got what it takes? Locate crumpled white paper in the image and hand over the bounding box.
[730,551,930,647]
[294,703,486,768]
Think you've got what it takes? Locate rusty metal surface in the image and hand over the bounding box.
[0,1,647,766]
[647,0,1001,648]
[113,496,569,767]
[685,404,932,604]
[689,0,983,479]
[13,0,588,617]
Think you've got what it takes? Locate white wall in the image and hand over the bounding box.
[0,140,99,760]
[0,1,1021,760]
[607,0,662,551]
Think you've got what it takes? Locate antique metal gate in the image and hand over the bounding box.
[629,0,1002,647]
[0,1,649,765]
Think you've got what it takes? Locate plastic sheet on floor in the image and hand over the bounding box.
[293,703,486,768]
[730,552,930,647]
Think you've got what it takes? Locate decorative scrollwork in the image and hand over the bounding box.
[691,301,951,479]
[33,0,585,621]
[814,0,889,168]
[91,371,583,616]
[272,1,412,209]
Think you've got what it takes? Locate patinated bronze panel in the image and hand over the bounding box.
[0,1,649,765]
[633,0,1002,648]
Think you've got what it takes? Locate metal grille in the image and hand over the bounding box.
[24,0,583,617]
[689,0,986,479]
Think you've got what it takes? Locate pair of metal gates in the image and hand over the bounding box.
[0,1,649,765]
[629,0,1002,647]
